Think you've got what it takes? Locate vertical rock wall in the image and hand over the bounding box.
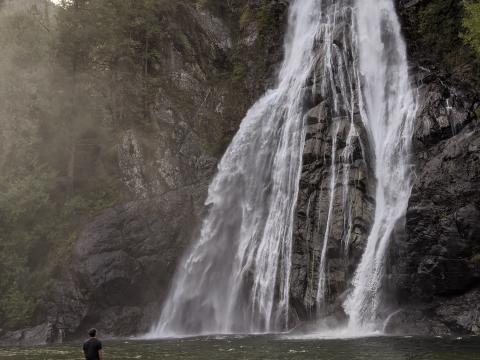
[290,6,376,323]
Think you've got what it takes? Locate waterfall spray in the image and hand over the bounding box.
[343,0,417,331]
[148,0,416,337]
[148,0,324,337]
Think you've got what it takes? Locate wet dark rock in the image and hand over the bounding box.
[385,288,480,335]
[391,78,480,300]
[290,16,376,319]
[434,288,480,334]
[456,205,480,244]
[387,46,480,334]
[384,309,451,336]
[48,187,204,340]
[290,2,480,334]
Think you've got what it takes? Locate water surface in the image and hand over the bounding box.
[1,335,479,359]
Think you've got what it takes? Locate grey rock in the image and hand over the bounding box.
[291,40,375,321]
[386,22,480,332]
[385,288,480,335]
[435,288,480,335]
[384,309,451,336]
[46,187,205,341]
[0,323,57,347]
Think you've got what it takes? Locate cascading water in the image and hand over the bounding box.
[311,0,358,309]
[149,0,325,337]
[343,0,417,331]
[149,0,416,337]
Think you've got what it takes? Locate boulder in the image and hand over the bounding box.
[49,187,203,340]
[0,323,58,347]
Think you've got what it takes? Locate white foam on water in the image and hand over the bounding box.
[283,327,382,340]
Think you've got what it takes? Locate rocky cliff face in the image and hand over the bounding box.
[53,0,290,342]
[387,67,480,335]
[1,0,478,346]
[289,7,376,321]
[290,99,374,321]
[290,0,480,335]
[385,0,480,335]
[0,0,290,346]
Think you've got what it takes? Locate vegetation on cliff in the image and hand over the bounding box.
[463,0,480,58]
[0,0,167,330]
[0,0,288,332]
[403,0,480,85]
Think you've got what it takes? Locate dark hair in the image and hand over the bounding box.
[88,328,97,337]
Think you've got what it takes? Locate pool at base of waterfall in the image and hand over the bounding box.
[1,335,479,359]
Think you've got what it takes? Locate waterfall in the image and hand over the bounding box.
[148,0,416,337]
[343,0,417,330]
[311,0,357,311]
[149,0,325,337]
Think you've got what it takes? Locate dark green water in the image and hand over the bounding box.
[1,335,480,360]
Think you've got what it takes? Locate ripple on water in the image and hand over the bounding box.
[1,336,480,360]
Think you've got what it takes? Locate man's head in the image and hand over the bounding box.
[88,328,97,338]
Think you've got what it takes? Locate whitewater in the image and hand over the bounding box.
[148,0,417,337]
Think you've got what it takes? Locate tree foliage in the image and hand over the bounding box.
[463,0,480,57]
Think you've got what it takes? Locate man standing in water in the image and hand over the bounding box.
[83,328,104,360]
